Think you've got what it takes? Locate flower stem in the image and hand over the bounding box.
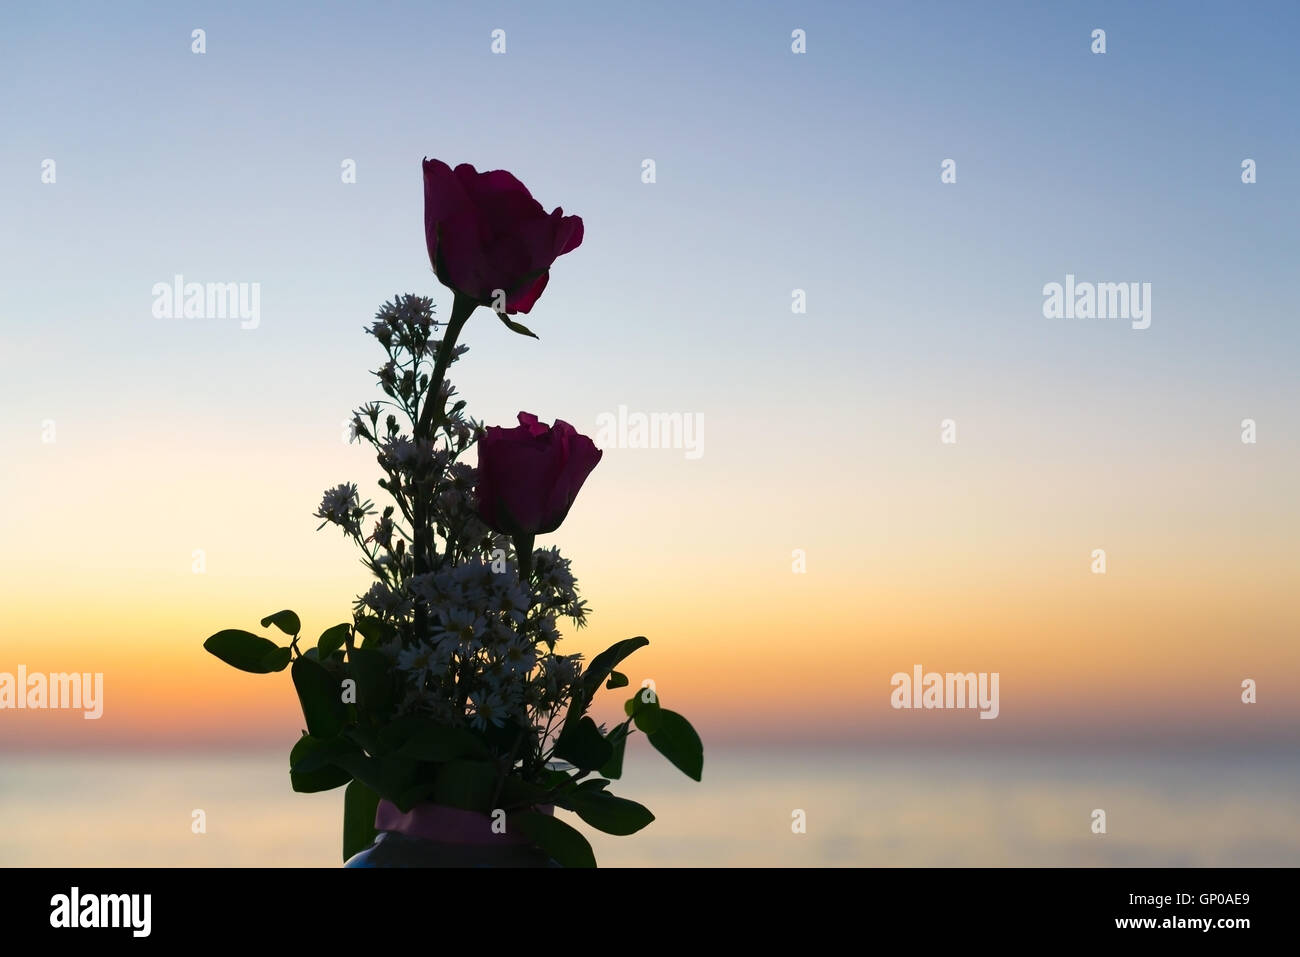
[412,292,478,641]
[514,533,535,582]
[416,293,477,438]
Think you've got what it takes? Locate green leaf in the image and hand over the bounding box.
[260,646,292,673]
[393,776,438,811]
[605,670,629,690]
[561,790,654,836]
[289,734,353,793]
[624,684,660,717]
[538,768,573,791]
[494,309,539,339]
[647,709,703,781]
[621,681,660,712]
[378,716,488,762]
[291,656,346,738]
[625,691,663,734]
[600,725,628,780]
[511,811,595,868]
[327,751,386,798]
[554,716,613,772]
[481,716,530,754]
[317,623,350,658]
[260,610,301,636]
[634,696,665,733]
[378,755,429,811]
[203,629,285,674]
[289,733,353,773]
[353,616,394,648]
[582,637,649,699]
[432,760,499,813]
[499,776,554,810]
[348,647,394,715]
[342,779,381,863]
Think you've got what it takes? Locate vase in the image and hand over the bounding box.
[344,800,559,867]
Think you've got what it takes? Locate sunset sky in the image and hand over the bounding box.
[1,1,1297,755]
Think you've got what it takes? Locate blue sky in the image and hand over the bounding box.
[4,2,1297,433]
[2,0,1298,524]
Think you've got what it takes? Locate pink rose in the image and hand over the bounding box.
[476,413,602,537]
[423,159,584,315]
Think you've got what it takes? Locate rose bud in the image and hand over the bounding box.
[475,413,601,576]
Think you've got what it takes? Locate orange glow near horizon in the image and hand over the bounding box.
[2,412,1297,752]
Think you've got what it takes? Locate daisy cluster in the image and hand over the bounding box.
[312,294,589,735]
[399,547,587,730]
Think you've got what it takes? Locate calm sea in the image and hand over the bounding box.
[1,746,1296,866]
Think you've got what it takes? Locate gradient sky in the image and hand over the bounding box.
[1,1,1297,751]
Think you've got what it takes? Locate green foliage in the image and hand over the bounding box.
[347,647,395,716]
[626,691,663,735]
[352,616,394,648]
[498,776,554,809]
[581,637,648,701]
[204,600,701,866]
[317,623,351,657]
[511,811,595,868]
[260,610,301,636]
[599,725,627,779]
[494,310,539,339]
[432,760,498,812]
[289,734,353,793]
[554,715,612,772]
[292,657,346,738]
[342,780,380,862]
[559,789,654,836]
[647,710,704,782]
[378,715,490,762]
[203,630,288,674]
[260,647,292,672]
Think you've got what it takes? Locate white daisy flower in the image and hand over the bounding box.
[469,688,507,729]
[397,643,437,684]
[433,607,487,652]
[314,483,362,535]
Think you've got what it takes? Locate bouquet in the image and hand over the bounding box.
[203,160,702,867]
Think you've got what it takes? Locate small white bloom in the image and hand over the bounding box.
[489,580,530,626]
[397,643,437,683]
[433,607,488,652]
[469,688,507,729]
[315,483,362,535]
[361,581,413,617]
[380,436,419,470]
[534,617,560,647]
[502,637,537,674]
